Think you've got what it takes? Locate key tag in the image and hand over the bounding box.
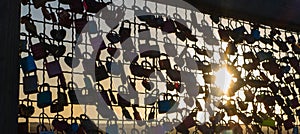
[166,78,175,91]
[158,93,172,113]
[95,60,109,81]
[37,83,52,108]
[23,71,38,94]
[107,43,120,58]
[45,57,63,78]
[119,20,132,43]
[67,82,79,104]
[20,51,37,74]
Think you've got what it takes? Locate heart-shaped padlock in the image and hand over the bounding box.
[50,29,66,42]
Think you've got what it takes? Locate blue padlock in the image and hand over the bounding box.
[20,53,37,74]
[37,83,52,108]
[251,29,260,40]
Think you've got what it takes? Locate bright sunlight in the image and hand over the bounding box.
[214,67,233,93]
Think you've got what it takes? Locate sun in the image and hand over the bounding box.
[214,67,233,93]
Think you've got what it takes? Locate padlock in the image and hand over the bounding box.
[225,41,238,55]
[57,8,72,28]
[274,37,289,52]
[52,114,69,131]
[50,29,66,42]
[69,0,84,13]
[142,78,153,91]
[95,60,109,81]
[67,82,79,104]
[119,20,132,43]
[159,53,171,70]
[166,65,181,81]
[37,83,52,108]
[50,99,64,113]
[106,43,118,58]
[30,40,48,61]
[158,93,178,113]
[96,83,112,106]
[21,14,38,36]
[74,14,88,34]
[106,31,120,43]
[83,0,111,13]
[117,85,131,107]
[23,72,38,94]
[161,18,176,33]
[32,0,47,9]
[218,24,231,42]
[57,86,68,106]
[64,52,80,68]
[141,60,155,78]
[138,23,151,39]
[20,52,37,74]
[19,33,28,52]
[45,58,63,78]
[148,106,155,120]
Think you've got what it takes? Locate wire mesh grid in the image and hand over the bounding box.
[18,0,300,133]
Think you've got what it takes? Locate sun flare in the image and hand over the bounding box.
[214,67,233,93]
